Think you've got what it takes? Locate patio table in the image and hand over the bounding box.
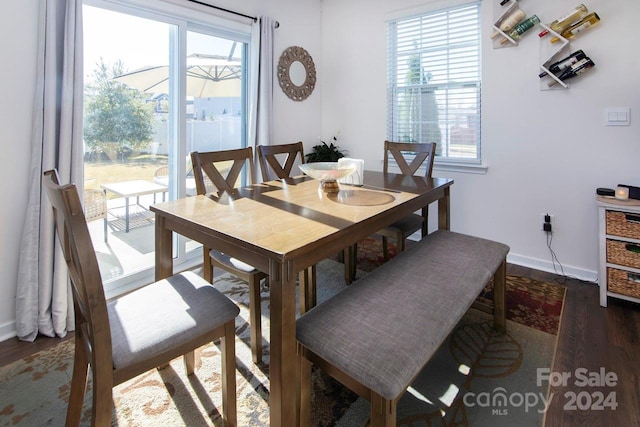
[101,180,168,232]
[150,170,453,426]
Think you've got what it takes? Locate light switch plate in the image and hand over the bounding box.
[605,108,631,126]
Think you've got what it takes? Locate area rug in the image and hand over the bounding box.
[0,259,564,426]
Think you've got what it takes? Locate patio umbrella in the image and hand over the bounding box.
[114,54,241,98]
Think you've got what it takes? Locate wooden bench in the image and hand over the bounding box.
[296,230,509,427]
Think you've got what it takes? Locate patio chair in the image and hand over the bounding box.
[42,169,239,427]
[154,163,215,196]
[191,148,268,364]
[83,188,108,242]
[378,140,436,260]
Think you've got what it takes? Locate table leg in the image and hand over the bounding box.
[154,215,173,280]
[438,186,450,231]
[268,259,298,427]
[125,196,130,232]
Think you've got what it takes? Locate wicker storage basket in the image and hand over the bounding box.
[606,240,640,269]
[607,268,640,299]
[606,211,640,240]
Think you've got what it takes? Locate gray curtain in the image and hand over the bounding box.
[15,0,84,341]
[249,16,276,182]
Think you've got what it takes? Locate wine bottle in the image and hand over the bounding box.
[500,15,540,44]
[491,8,526,39]
[550,12,601,43]
[539,50,586,78]
[539,4,588,37]
[548,57,595,87]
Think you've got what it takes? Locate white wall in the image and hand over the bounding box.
[320,0,640,280]
[0,0,322,340]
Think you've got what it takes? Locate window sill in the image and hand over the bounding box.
[434,161,488,175]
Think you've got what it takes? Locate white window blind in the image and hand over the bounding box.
[387,2,481,162]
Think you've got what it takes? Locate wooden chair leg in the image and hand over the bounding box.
[421,206,429,238]
[203,247,213,283]
[396,234,406,253]
[92,364,114,427]
[66,336,89,427]
[248,276,263,364]
[221,321,237,427]
[382,236,390,261]
[299,265,317,315]
[298,345,312,427]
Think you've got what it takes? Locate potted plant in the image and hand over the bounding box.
[305,136,347,162]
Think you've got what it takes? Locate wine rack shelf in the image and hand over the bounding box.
[539,24,570,90]
[491,0,521,48]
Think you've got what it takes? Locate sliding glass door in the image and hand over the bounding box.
[83,0,249,296]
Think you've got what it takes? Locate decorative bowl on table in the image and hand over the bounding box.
[299,162,357,193]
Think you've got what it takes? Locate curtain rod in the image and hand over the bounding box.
[186,0,257,22]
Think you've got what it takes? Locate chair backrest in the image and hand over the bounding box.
[42,170,113,365]
[383,140,436,177]
[190,147,255,196]
[257,142,305,181]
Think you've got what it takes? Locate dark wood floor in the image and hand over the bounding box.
[1,264,638,426]
[507,264,640,427]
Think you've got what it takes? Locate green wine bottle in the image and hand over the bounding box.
[500,15,540,44]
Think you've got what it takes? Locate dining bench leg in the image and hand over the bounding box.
[370,393,396,427]
[493,259,507,334]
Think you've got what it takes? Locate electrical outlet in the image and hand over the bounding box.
[541,213,554,232]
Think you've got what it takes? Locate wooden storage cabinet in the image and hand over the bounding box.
[598,198,640,307]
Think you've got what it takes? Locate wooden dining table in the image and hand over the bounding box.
[151,170,453,427]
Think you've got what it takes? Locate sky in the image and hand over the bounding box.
[83,5,238,83]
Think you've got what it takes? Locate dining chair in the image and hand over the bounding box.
[256,142,320,311]
[378,140,436,260]
[257,141,305,181]
[42,169,239,427]
[190,148,268,364]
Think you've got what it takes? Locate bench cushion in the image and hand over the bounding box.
[296,230,509,401]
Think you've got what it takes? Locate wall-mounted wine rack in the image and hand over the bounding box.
[493,2,601,91]
[539,24,570,90]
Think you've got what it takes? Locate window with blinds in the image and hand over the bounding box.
[387,2,481,163]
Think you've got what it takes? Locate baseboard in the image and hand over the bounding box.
[507,252,598,284]
[0,320,16,342]
[408,233,599,284]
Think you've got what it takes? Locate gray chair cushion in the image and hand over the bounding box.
[297,230,509,400]
[210,250,258,273]
[384,213,423,234]
[108,271,240,370]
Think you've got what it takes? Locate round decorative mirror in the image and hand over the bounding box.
[277,46,316,101]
